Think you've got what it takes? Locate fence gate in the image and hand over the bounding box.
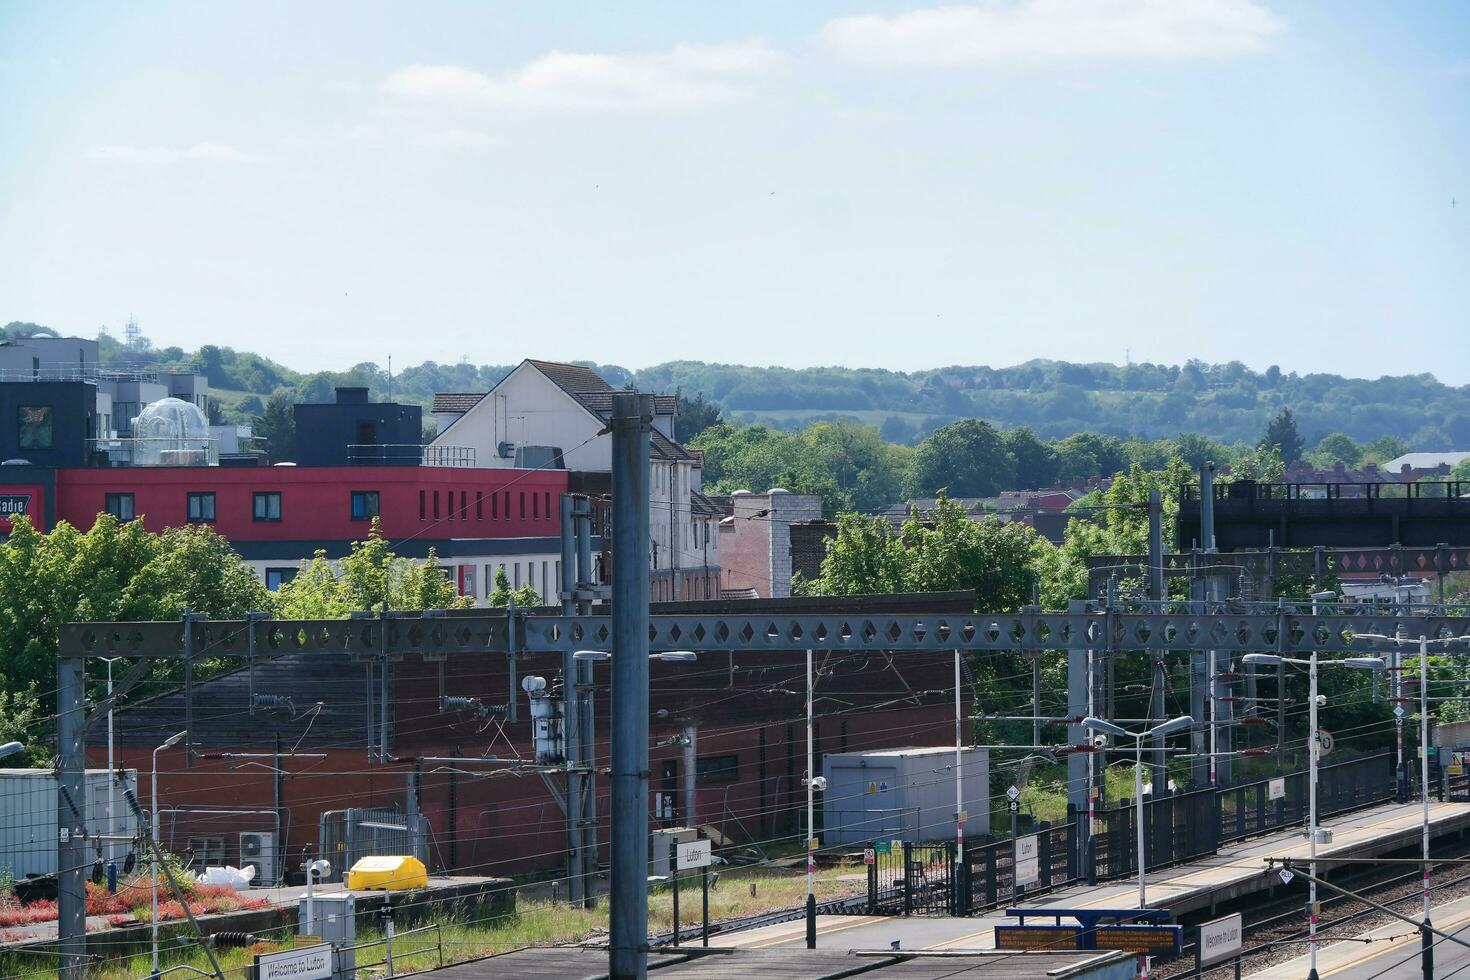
[866,841,955,916]
[318,807,428,882]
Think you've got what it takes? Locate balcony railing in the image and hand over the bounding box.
[87,437,219,467]
[345,444,477,467]
[0,364,165,384]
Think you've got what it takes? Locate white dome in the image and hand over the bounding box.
[134,397,209,441]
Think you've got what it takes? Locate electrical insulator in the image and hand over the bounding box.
[251,694,293,714]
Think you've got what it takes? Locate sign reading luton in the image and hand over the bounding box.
[254,944,333,980]
[676,839,712,870]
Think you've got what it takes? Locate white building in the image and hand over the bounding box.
[430,360,721,601]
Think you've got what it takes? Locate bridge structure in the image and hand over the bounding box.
[1176,480,1470,552]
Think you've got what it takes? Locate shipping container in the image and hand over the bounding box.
[822,746,989,845]
[0,768,139,879]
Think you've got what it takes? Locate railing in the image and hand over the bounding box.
[0,364,164,384]
[343,923,445,976]
[1181,481,1470,502]
[865,753,1396,919]
[423,445,476,467]
[86,437,218,467]
[343,444,479,466]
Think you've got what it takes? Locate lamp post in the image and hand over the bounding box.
[151,730,187,980]
[1081,715,1194,910]
[0,741,23,760]
[1353,632,1470,964]
[1242,653,1382,980]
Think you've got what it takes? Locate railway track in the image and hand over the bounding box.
[1154,837,1470,978]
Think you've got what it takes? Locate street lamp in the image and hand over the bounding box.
[573,649,698,662]
[151,730,187,980]
[0,741,23,760]
[1352,632,1470,956]
[1082,715,1194,910]
[1242,653,1381,980]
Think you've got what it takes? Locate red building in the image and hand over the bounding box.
[0,463,571,600]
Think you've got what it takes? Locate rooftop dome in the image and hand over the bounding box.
[134,397,209,441]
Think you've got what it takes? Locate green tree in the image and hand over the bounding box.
[0,514,271,718]
[1171,432,1226,470]
[253,392,296,462]
[1053,432,1127,483]
[1260,407,1306,464]
[1313,433,1362,467]
[1003,426,1059,489]
[486,566,542,607]
[675,390,722,442]
[1453,458,1470,481]
[274,519,472,616]
[907,420,1016,498]
[800,512,909,597]
[797,420,910,514]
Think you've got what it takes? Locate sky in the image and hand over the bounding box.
[1,1,1467,383]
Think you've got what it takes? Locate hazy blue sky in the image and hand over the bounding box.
[2,2,1466,382]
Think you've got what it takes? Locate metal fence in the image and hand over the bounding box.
[865,752,1396,918]
[318,807,428,883]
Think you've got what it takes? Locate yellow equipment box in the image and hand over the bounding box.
[346,856,427,891]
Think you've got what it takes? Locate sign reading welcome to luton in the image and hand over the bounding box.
[1198,913,1243,968]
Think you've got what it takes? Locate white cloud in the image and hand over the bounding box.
[382,40,781,111]
[85,141,261,164]
[818,0,1284,68]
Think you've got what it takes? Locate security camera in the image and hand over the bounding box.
[308,859,331,881]
[811,776,827,791]
[1092,734,1110,749]
[522,675,547,695]
[1314,694,1328,709]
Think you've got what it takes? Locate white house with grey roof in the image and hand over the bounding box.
[429,359,720,601]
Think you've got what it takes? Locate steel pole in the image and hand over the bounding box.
[609,392,652,980]
[56,654,86,980]
[805,646,817,949]
[1308,650,1320,980]
[560,493,585,906]
[1421,637,1433,942]
[954,649,965,871]
[1136,737,1146,909]
[107,660,116,865]
[152,744,162,979]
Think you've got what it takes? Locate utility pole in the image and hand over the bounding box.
[560,494,586,907]
[57,654,86,980]
[1147,491,1167,796]
[609,392,653,980]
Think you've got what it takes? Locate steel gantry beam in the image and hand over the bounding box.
[58,601,1470,661]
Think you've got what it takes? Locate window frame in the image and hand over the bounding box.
[17,405,54,450]
[186,491,216,523]
[695,754,740,784]
[350,490,380,522]
[104,492,135,521]
[252,491,282,522]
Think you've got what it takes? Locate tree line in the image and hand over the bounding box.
[691,406,1425,516]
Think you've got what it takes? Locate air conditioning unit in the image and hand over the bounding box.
[238,831,277,886]
[185,836,225,871]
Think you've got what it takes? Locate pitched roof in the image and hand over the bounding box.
[432,392,486,414]
[1385,452,1470,472]
[524,360,690,461]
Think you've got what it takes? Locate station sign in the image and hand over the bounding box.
[1197,913,1243,968]
[1015,834,1040,887]
[1268,777,1285,801]
[253,944,333,980]
[676,839,712,870]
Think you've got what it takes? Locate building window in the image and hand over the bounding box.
[253,492,282,522]
[18,406,53,450]
[187,492,216,522]
[351,491,380,521]
[696,755,739,784]
[503,491,510,521]
[460,491,467,520]
[476,491,484,520]
[104,492,135,521]
[265,567,297,591]
[419,489,426,521]
[433,491,440,521]
[532,492,539,519]
[492,492,499,520]
[544,492,551,520]
[447,489,454,520]
[519,492,525,520]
